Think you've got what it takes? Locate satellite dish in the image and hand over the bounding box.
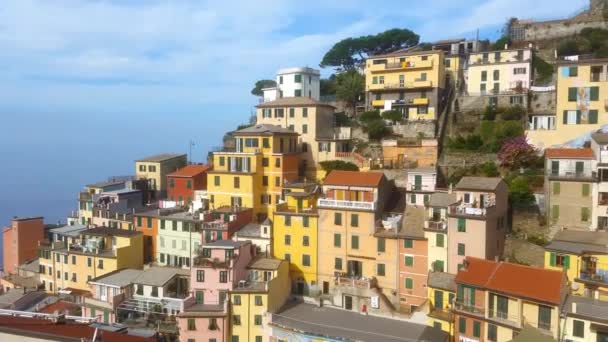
[571,282,580,291]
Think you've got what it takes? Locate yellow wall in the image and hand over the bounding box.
[230,292,267,341]
[544,251,581,295]
[366,51,445,91]
[547,180,593,230]
[272,212,318,286]
[426,286,454,336]
[528,61,608,148]
[522,301,560,338]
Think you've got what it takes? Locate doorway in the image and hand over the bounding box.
[344,295,353,310]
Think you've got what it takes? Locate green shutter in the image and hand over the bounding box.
[459,317,466,333]
[458,218,466,232]
[550,252,556,267]
[405,278,413,289]
[563,110,568,124]
[582,184,590,197]
[470,287,475,306]
[552,205,560,220]
[436,234,444,247]
[553,182,560,195]
[589,110,598,124]
[457,285,464,301]
[473,321,481,338]
[590,87,599,101]
[564,255,570,269]
[568,87,578,101]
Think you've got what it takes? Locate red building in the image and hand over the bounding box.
[2,217,44,275]
[167,164,210,204]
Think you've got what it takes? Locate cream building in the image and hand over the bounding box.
[135,153,187,198]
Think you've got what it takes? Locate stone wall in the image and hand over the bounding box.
[390,121,436,138]
[521,20,608,41]
[530,90,556,114]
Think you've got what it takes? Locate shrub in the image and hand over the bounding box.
[360,110,381,123]
[319,160,359,174]
[482,105,496,121]
[367,119,389,140]
[381,110,402,123]
[501,105,525,121]
[509,175,536,208]
[498,136,539,170]
[480,162,499,177]
[334,112,351,127]
[557,40,580,56]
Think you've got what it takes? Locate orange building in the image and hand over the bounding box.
[167,164,211,204]
[133,211,159,263]
[2,217,44,274]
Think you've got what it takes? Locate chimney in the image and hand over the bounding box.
[494,255,500,262]
[504,43,508,50]
[572,302,577,314]
[448,184,453,194]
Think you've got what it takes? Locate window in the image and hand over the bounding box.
[510,96,523,105]
[582,207,590,222]
[64,255,68,264]
[351,235,359,249]
[433,260,445,272]
[377,263,385,276]
[255,337,262,342]
[187,318,196,331]
[513,67,527,75]
[233,295,241,305]
[186,180,192,189]
[573,319,585,338]
[160,219,166,230]
[254,314,263,325]
[372,76,378,84]
[351,214,358,227]
[303,108,308,117]
[377,238,386,252]
[417,106,428,115]
[568,87,578,101]
[196,270,205,282]
[481,71,487,82]
[459,317,466,334]
[219,271,228,283]
[335,257,342,270]
[289,108,295,117]
[334,213,342,225]
[590,86,599,101]
[214,176,220,186]
[275,177,280,187]
[284,253,291,262]
[302,254,310,266]
[294,74,302,83]
[98,260,104,269]
[160,253,165,263]
[303,236,309,246]
[379,75,385,84]
[480,83,487,92]
[334,233,341,247]
[232,315,241,325]
[72,273,77,282]
[582,183,590,197]
[458,218,466,232]
[284,235,291,245]
[148,165,156,172]
[436,234,444,247]
[72,255,76,264]
[302,124,308,134]
[234,177,240,188]
[255,296,263,306]
[139,165,146,172]
[458,243,465,256]
[275,108,284,117]
[262,176,268,186]
[568,66,578,77]
[231,337,239,342]
[488,323,497,342]
[405,256,414,267]
[275,158,281,167]
[405,278,413,289]
[87,257,92,267]
[263,138,269,148]
[303,216,309,227]
[473,321,481,338]
[538,305,552,330]
[404,239,413,248]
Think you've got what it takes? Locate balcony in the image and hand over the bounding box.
[425,220,447,231]
[453,301,485,316]
[488,310,521,328]
[577,260,608,285]
[448,201,496,218]
[371,99,385,107]
[546,169,596,181]
[334,276,376,290]
[84,293,125,311]
[369,59,434,72]
[367,80,434,91]
[317,198,376,211]
[428,303,452,321]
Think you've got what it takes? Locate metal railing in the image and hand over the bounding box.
[488,310,520,326]
[546,169,595,180]
[318,198,376,211]
[453,301,485,315]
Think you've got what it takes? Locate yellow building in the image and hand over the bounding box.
[445,55,463,92]
[255,97,352,180]
[425,192,457,273]
[38,227,143,294]
[365,49,445,121]
[77,179,128,226]
[466,48,532,108]
[135,153,187,197]
[528,57,608,148]
[229,257,290,342]
[561,295,608,342]
[272,181,319,295]
[545,230,608,300]
[207,124,300,221]
[427,272,455,337]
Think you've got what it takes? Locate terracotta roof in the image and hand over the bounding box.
[233,124,298,136]
[323,170,385,188]
[0,315,154,342]
[544,148,594,159]
[256,97,335,108]
[38,301,80,315]
[455,257,565,305]
[168,164,211,178]
[455,177,504,191]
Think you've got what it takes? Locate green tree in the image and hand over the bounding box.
[335,70,365,115]
[320,28,419,69]
[360,110,381,123]
[320,76,337,96]
[381,110,402,123]
[509,175,536,208]
[251,79,277,96]
[320,160,359,174]
[367,120,389,140]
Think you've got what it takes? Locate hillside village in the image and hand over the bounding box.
[2,1,608,342]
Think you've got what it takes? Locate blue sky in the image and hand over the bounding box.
[0,0,587,230]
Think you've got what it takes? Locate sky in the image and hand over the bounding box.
[0,0,587,255]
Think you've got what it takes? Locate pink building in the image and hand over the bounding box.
[177,240,255,342]
[2,217,44,275]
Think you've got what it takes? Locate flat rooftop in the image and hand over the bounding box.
[271,303,448,342]
[136,153,186,163]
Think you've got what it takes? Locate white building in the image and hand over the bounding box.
[263,67,320,102]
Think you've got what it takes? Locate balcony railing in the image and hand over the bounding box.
[453,301,485,316]
[546,169,596,180]
[318,198,376,211]
[334,276,376,289]
[410,184,434,191]
[367,80,433,91]
[449,202,495,217]
[488,310,520,327]
[425,220,447,231]
[578,261,608,284]
[84,293,125,310]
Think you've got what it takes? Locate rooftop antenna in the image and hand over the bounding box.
[189,140,196,164]
[476,28,479,43]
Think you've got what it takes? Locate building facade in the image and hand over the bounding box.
[262,67,321,102]
[167,164,211,205]
[3,217,44,275]
[135,153,187,198]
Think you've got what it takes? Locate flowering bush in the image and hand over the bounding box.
[498,136,539,170]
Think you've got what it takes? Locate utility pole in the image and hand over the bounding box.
[188,140,196,164]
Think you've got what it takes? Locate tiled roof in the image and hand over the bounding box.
[323,170,385,188]
[168,164,211,178]
[592,131,608,144]
[38,300,80,315]
[428,192,458,207]
[0,315,154,341]
[544,148,594,159]
[428,272,457,292]
[455,257,565,305]
[233,124,299,136]
[136,153,186,163]
[256,97,335,108]
[248,257,283,271]
[455,177,503,191]
[545,230,608,255]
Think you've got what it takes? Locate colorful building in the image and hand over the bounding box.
[229,257,290,342]
[233,219,272,256]
[255,97,351,179]
[317,170,400,314]
[78,179,130,226]
[406,167,437,206]
[38,227,143,294]
[561,295,608,342]
[261,67,321,102]
[207,124,300,221]
[527,57,608,148]
[135,153,187,198]
[425,192,457,273]
[466,48,532,108]
[2,217,44,275]
[545,148,595,230]
[427,272,456,336]
[177,240,255,342]
[84,268,142,324]
[446,177,509,274]
[545,230,608,300]
[91,188,144,229]
[591,132,608,230]
[272,181,319,295]
[167,164,211,205]
[365,49,446,121]
[454,257,566,342]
